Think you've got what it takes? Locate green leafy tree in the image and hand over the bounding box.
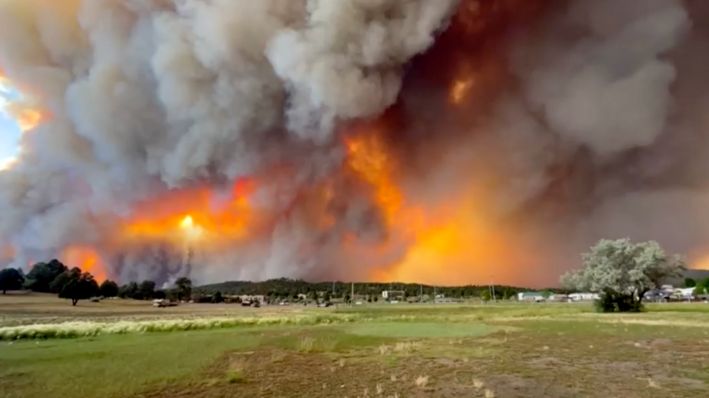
[0,268,24,294]
[24,259,67,292]
[562,239,684,312]
[693,278,709,297]
[693,284,706,296]
[684,278,696,288]
[58,270,99,306]
[698,278,709,295]
[481,289,491,302]
[697,278,709,289]
[99,280,119,298]
[175,277,192,301]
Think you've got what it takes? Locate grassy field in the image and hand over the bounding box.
[1,294,709,397]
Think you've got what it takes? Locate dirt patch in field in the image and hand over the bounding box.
[140,345,513,398]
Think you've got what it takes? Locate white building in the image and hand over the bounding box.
[568,293,599,301]
[517,292,545,302]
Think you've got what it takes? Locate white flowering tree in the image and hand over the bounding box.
[562,239,684,312]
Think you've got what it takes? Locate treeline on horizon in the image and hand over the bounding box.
[0,259,193,305]
[194,278,546,301]
[4,258,709,306]
[0,259,559,304]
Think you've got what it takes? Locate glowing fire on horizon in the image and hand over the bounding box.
[343,125,523,285]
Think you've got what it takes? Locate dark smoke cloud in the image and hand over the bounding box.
[391,0,709,285]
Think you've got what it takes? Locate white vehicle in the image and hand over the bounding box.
[152,299,178,308]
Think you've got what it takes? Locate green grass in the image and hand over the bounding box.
[2,299,709,397]
[345,321,496,338]
[0,328,263,398]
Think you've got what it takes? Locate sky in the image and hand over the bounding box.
[0,82,22,166]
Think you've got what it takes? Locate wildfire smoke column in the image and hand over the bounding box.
[2,0,709,286]
[0,0,459,284]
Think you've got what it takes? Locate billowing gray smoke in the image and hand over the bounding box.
[0,0,457,283]
[1,0,709,287]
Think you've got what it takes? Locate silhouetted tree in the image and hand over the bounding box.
[175,277,192,301]
[58,270,99,306]
[50,267,81,293]
[99,280,119,298]
[212,291,224,303]
[24,259,67,292]
[138,280,156,300]
[0,268,24,294]
[119,282,139,299]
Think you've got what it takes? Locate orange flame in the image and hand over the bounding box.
[345,132,403,226]
[121,178,255,245]
[61,246,108,283]
[449,77,475,105]
[344,124,525,286]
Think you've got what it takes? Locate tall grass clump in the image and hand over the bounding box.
[0,313,358,341]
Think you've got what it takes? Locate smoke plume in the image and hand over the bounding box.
[1,0,709,287]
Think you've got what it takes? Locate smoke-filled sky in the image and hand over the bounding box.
[1,0,709,287]
[0,82,23,166]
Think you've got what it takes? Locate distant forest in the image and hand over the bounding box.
[194,278,546,300]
